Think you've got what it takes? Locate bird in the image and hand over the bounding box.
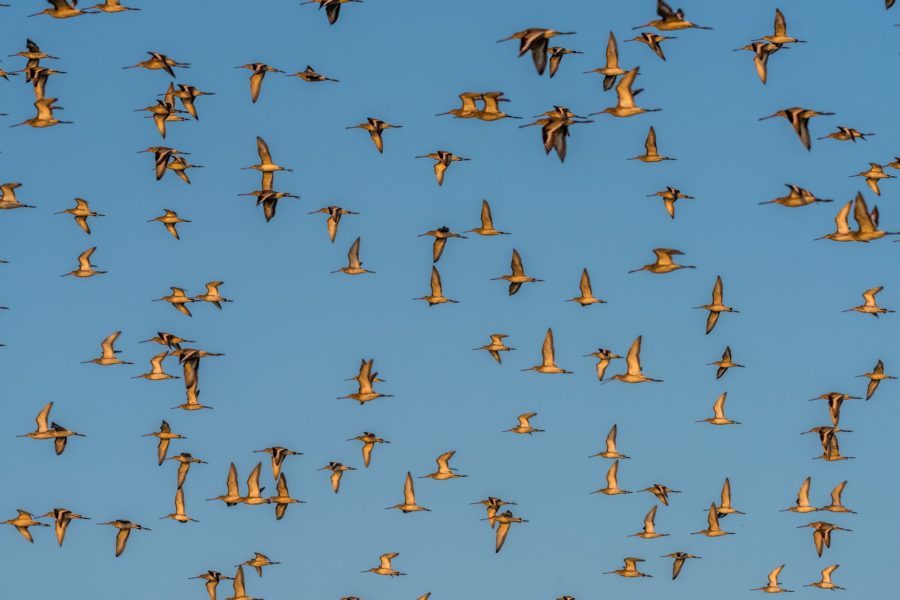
[319,462,355,493]
[695,276,739,334]
[415,266,457,306]
[734,41,785,84]
[759,107,834,151]
[132,352,179,381]
[592,459,631,495]
[363,553,405,576]
[585,32,625,91]
[346,118,401,153]
[628,248,695,274]
[584,348,622,381]
[697,392,740,425]
[663,552,700,580]
[627,32,676,61]
[286,65,338,82]
[522,328,572,374]
[165,84,214,119]
[466,200,509,236]
[142,420,185,465]
[436,91,484,119]
[2,510,48,542]
[41,508,89,546]
[758,8,806,44]
[418,226,467,263]
[710,346,744,379]
[29,0,98,18]
[239,190,300,222]
[759,184,831,207]
[235,63,283,102]
[155,287,195,316]
[82,331,131,365]
[604,557,651,578]
[807,426,853,461]
[607,336,661,384]
[590,424,629,459]
[386,472,430,513]
[226,566,262,600]
[843,286,893,317]
[415,150,469,186]
[189,571,233,600]
[169,452,207,489]
[347,432,388,468]
[61,247,105,278]
[591,67,660,117]
[338,358,392,404]
[714,477,745,517]
[97,520,150,557]
[629,505,668,539]
[165,156,203,184]
[782,477,817,513]
[308,206,357,243]
[477,90,522,121]
[519,108,593,161]
[475,334,514,364]
[268,474,302,520]
[301,0,363,25]
[547,46,582,77]
[489,510,527,553]
[207,463,243,506]
[631,126,675,162]
[140,146,190,180]
[161,488,198,523]
[809,392,860,427]
[55,198,103,234]
[751,565,792,593]
[692,503,734,536]
[639,483,681,506]
[254,447,302,479]
[492,249,543,295]
[648,186,694,219]
[193,281,233,309]
[504,412,544,434]
[497,28,576,75]
[420,450,466,480]
[634,0,712,30]
[819,481,855,514]
[140,331,193,351]
[806,565,844,591]
[799,521,851,557]
[852,163,894,196]
[239,463,269,506]
[148,209,190,239]
[237,553,280,578]
[817,193,896,242]
[333,237,374,275]
[17,401,85,455]
[819,126,873,142]
[123,52,189,76]
[567,268,605,306]
[471,497,517,529]
[243,136,293,191]
[0,182,35,210]
[857,359,895,400]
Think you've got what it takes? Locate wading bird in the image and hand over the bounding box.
[492,249,542,295]
[497,28,576,75]
[522,328,571,374]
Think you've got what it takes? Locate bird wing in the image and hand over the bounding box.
[35,401,53,432]
[605,31,619,68]
[579,269,592,296]
[256,136,272,163]
[115,528,131,557]
[77,247,95,270]
[863,287,882,307]
[246,463,262,497]
[430,266,443,296]
[773,9,787,37]
[798,477,812,506]
[721,478,733,508]
[480,200,494,229]
[830,480,846,506]
[605,425,618,453]
[226,463,239,496]
[541,328,555,367]
[833,200,852,234]
[510,249,524,276]
[625,336,642,375]
[403,472,416,505]
[616,68,637,108]
[606,460,619,487]
[495,521,510,553]
[436,450,455,473]
[768,565,784,587]
[712,392,727,419]
[853,193,876,232]
[100,331,120,359]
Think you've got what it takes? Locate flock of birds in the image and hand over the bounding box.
[1,0,898,598]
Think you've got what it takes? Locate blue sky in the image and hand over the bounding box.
[1,0,897,598]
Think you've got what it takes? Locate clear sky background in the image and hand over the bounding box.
[0,0,898,598]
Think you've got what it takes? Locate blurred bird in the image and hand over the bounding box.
[817,193,896,242]
[155,287,195,317]
[714,478,745,517]
[237,553,279,577]
[419,226,467,263]
[568,268,605,306]
[663,552,700,580]
[852,162,894,196]
[584,348,622,381]
[287,65,338,82]
[55,198,103,234]
[82,331,131,365]
[547,46,582,77]
[471,497,517,529]
[0,182,34,210]
[697,392,740,425]
[301,0,362,25]
[169,452,207,489]
[490,510,527,553]
[338,358,391,404]
[629,248,695,274]
[627,32,675,60]
[799,521,851,557]
[819,481,854,514]
[634,0,712,30]
[414,266,457,306]
[819,126,873,142]
[11,97,71,128]
[710,346,744,379]
[695,276,739,334]
[630,505,668,539]
[751,565,792,593]
[806,565,844,591]
[759,184,831,207]
[734,41,785,84]
[29,0,98,18]
[208,463,242,506]
[416,150,469,186]
[239,190,300,222]
[466,199,509,236]
[363,553,405,576]
[161,488,197,523]
[18,401,84,455]
[226,566,262,600]
[591,67,660,117]
[268,474,302,520]
[132,352,179,381]
[243,136,293,191]
[2,510,48,542]
[809,392,860,427]
[648,186,693,219]
[782,477,817,513]
[607,336,661,384]
[639,483,681,506]
[692,503,733,536]
[590,424,629,459]
[631,126,675,162]
[189,571,233,600]
[592,460,631,495]
[758,9,806,44]
[255,446,302,479]
[193,281,233,309]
